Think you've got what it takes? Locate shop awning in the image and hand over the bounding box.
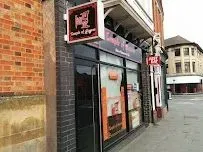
[167,76,203,84]
[102,0,154,40]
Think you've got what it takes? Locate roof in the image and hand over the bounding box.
[164,35,191,47]
[164,35,203,53]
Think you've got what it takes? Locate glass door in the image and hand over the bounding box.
[75,59,101,152]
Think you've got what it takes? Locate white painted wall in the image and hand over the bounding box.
[126,0,154,30]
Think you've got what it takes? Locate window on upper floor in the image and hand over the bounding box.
[192,62,195,73]
[175,62,182,73]
[175,49,181,56]
[191,48,195,56]
[166,64,169,74]
[185,62,190,73]
[183,48,189,56]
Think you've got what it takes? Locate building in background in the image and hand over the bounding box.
[165,35,203,94]
[151,0,168,121]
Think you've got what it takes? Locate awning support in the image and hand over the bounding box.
[114,15,130,31]
[104,6,117,19]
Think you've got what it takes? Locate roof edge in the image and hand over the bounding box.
[165,43,203,53]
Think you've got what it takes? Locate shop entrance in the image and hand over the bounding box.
[75,59,102,152]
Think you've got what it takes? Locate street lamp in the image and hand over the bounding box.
[173,79,175,94]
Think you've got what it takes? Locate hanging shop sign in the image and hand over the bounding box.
[88,28,142,63]
[146,55,161,65]
[65,1,105,44]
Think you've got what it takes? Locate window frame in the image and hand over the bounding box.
[174,48,181,56]
[175,62,182,73]
[184,62,190,73]
[183,48,189,56]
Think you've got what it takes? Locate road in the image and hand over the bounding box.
[114,94,203,152]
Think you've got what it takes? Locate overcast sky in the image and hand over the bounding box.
[163,0,203,47]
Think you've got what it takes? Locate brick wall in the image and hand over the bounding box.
[0,0,44,95]
[141,53,152,124]
[0,1,46,152]
[55,1,76,152]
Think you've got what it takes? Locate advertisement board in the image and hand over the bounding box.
[66,1,105,44]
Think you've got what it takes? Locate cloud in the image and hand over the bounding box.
[163,0,203,47]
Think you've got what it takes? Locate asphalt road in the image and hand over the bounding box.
[116,94,203,152]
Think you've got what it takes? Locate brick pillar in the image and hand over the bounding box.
[55,1,76,152]
[141,53,152,124]
[42,1,57,152]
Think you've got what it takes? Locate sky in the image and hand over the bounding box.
[163,0,203,48]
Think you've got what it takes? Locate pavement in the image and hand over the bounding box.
[114,94,203,152]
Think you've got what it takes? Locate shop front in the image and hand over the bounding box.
[55,0,155,151]
[74,28,143,151]
[167,76,203,94]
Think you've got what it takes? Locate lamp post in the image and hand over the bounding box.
[173,79,175,94]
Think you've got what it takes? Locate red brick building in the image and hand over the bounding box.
[0,0,46,151]
[153,0,164,47]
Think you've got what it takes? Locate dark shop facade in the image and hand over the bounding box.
[50,0,155,152]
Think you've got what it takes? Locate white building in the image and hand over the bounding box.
[165,36,203,94]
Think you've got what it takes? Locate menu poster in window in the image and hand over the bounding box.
[127,91,141,111]
[107,96,122,137]
[129,110,140,129]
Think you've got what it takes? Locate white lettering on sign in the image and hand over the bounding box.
[149,56,158,64]
[147,56,160,65]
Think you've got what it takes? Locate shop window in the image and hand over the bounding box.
[175,48,180,56]
[74,45,97,59]
[184,62,190,73]
[184,48,189,56]
[100,65,126,145]
[100,51,123,66]
[126,70,142,130]
[192,62,195,72]
[126,60,139,70]
[175,62,181,73]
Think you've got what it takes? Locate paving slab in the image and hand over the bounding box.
[116,94,203,152]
